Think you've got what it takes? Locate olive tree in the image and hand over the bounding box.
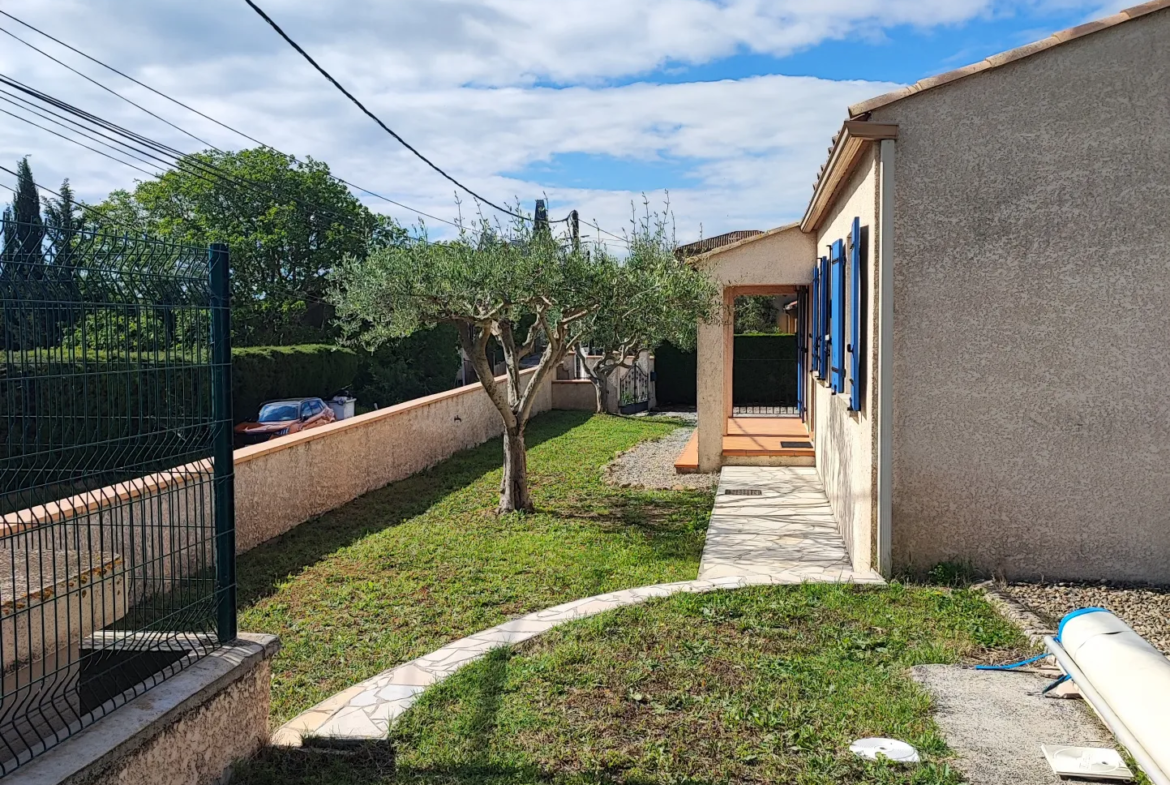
[329,208,716,514]
[576,208,718,412]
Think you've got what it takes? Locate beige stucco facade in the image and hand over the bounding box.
[808,146,880,572]
[693,3,1170,582]
[862,6,1170,580]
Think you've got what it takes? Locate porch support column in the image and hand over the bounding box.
[697,287,732,472]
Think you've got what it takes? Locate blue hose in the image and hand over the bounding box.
[975,606,1110,672]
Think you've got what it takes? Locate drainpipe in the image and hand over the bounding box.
[876,138,895,577]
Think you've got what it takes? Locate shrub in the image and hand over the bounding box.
[231,344,359,422]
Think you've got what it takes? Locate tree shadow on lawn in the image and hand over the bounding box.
[239,649,718,785]
[239,749,714,785]
[542,488,713,566]
[237,411,593,610]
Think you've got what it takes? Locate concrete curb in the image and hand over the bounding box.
[973,580,1056,648]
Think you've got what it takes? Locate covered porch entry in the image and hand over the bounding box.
[674,415,812,472]
[674,224,816,474]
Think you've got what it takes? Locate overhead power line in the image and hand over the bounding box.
[0,163,149,236]
[0,74,413,237]
[0,9,616,241]
[0,11,465,231]
[241,0,530,222]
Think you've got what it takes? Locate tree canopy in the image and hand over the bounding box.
[330,206,718,512]
[95,147,407,346]
[575,206,718,411]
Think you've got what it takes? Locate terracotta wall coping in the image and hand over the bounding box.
[2,460,212,536]
[2,369,536,534]
[234,368,534,465]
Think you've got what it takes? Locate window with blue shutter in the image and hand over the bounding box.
[848,217,863,412]
[819,255,830,380]
[830,241,845,394]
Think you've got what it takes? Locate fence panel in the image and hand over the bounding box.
[0,217,234,773]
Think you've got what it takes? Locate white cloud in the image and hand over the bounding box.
[0,0,1113,242]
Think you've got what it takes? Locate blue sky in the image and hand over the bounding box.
[0,0,1129,243]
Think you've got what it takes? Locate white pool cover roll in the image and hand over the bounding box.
[1055,608,1170,782]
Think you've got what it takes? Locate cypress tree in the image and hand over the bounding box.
[12,157,45,271]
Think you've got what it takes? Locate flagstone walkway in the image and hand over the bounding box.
[271,466,882,748]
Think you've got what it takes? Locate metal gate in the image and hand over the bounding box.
[0,216,235,773]
[619,364,650,414]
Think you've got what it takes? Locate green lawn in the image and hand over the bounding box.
[237,411,713,724]
[240,583,1025,785]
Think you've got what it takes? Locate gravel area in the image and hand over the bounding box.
[604,427,718,490]
[1004,581,1170,655]
[912,665,1111,785]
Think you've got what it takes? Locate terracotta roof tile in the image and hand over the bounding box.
[847,0,1169,118]
[676,230,764,258]
[1125,0,1170,18]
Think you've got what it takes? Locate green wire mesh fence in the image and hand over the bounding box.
[0,216,235,774]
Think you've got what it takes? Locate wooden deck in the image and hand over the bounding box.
[674,417,814,473]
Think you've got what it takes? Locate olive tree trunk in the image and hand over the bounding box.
[500,423,531,512]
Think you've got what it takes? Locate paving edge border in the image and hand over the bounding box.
[972,580,1056,647]
[271,570,885,748]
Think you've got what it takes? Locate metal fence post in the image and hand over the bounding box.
[209,242,237,643]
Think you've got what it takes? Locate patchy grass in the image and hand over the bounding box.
[237,411,712,724]
[239,583,1024,785]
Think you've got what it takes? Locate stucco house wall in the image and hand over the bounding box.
[810,145,880,572]
[867,7,1170,580]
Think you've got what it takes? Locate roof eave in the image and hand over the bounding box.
[800,121,897,234]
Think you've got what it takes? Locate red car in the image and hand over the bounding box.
[234,397,336,446]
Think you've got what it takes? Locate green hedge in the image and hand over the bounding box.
[655,335,798,408]
[231,344,359,422]
[350,325,460,411]
[1,354,214,513]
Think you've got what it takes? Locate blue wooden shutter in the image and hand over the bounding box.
[848,217,862,412]
[830,242,845,394]
[819,255,830,379]
[811,263,821,378]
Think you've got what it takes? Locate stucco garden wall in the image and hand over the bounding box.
[552,380,597,411]
[234,369,552,552]
[810,145,880,573]
[868,7,1170,580]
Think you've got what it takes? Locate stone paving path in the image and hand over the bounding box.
[701,467,867,583]
[271,465,881,748]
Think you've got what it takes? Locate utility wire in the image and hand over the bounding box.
[1,9,610,237]
[0,24,218,151]
[242,0,530,222]
[0,74,390,236]
[0,11,465,230]
[0,105,165,181]
[0,163,152,236]
[1,10,611,242]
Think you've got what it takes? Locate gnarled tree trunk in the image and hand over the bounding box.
[500,424,532,513]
